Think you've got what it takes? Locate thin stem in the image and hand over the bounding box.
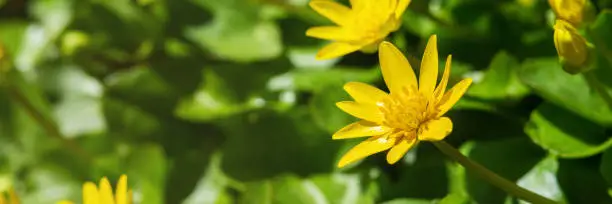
[433,141,557,204]
[5,85,92,161]
[583,71,612,111]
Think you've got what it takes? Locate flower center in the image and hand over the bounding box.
[379,86,437,133]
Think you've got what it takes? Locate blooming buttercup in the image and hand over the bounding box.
[306,0,411,60]
[57,175,132,204]
[553,19,590,74]
[334,35,472,167]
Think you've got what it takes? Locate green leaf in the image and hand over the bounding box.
[590,11,612,60]
[37,66,106,138]
[309,85,354,133]
[240,175,318,204]
[525,102,612,158]
[601,148,612,188]
[0,20,28,58]
[380,198,434,204]
[516,156,565,202]
[309,173,369,204]
[182,153,235,204]
[174,68,261,121]
[518,58,612,126]
[241,173,375,204]
[467,51,530,101]
[219,108,338,181]
[186,0,282,62]
[20,164,81,203]
[127,144,168,204]
[175,61,288,121]
[466,137,545,203]
[16,0,73,72]
[378,144,449,200]
[557,157,612,204]
[267,67,381,92]
[105,67,177,116]
[438,193,469,204]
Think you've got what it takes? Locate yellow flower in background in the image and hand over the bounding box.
[548,0,585,25]
[553,19,589,73]
[0,188,20,204]
[306,0,411,60]
[57,175,132,204]
[334,35,472,168]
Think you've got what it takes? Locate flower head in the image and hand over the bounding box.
[0,187,20,204]
[548,0,585,26]
[306,0,411,60]
[553,19,590,74]
[57,175,132,204]
[334,35,472,167]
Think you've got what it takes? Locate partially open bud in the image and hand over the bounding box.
[548,0,585,26]
[553,20,592,74]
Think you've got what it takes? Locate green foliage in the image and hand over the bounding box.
[1,0,612,203]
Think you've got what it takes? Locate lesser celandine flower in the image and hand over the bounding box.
[57,175,132,204]
[0,188,20,204]
[553,19,591,74]
[334,35,472,167]
[306,0,411,60]
[548,0,585,26]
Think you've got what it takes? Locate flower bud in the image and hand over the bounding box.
[548,0,585,26]
[553,20,592,74]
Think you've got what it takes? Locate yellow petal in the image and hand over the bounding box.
[115,175,128,204]
[309,0,352,26]
[349,0,363,10]
[395,0,412,19]
[306,26,354,41]
[316,42,362,60]
[83,182,100,204]
[1,193,6,204]
[336,101,383,123]
[99,177,114,204]
[338,135,397,167]
[418,117,453,141]
[333,120,392,139]
[343,82,388,105]
[127,190,133,204]
[378,41,417,94]
[56,201,74,204]
[419,35,439,98]
[436,79,472,117]
[434,55,452,101]
[386,137,417,164]
[8,188,18,204]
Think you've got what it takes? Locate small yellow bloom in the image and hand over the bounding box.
[306,0,411,60]
[0,188,20,204]
[57,175,132,204]
[548,0,585,25]
[334,35,472,167]
[553,19,589,73]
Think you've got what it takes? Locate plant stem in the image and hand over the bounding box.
[5,85,92,161]
[583,71,612,111]
[433,141,557,204]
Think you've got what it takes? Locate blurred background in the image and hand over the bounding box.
[1,0,612,203]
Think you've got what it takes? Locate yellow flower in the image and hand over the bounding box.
[553,19,589,73]
[57,175,132,204]
[306,0,411,60]
[0,188,20,204]
[334,35,472,168]
[548,0,585,25]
